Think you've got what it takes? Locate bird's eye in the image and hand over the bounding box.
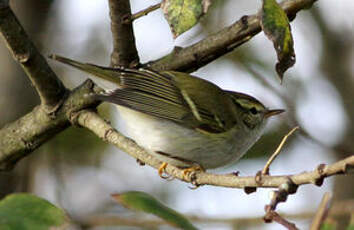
[250,107,257,115]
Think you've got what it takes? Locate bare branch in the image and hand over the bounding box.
[131,3,161,21]
[108,0,140,67]
[310,192,332,230]
[77,110,354,189]
[146,0,318,72]
[0,1,67,112]
[264,211,299,230]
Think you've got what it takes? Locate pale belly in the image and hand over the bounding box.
[117,106,265,169]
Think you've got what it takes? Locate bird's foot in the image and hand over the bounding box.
[158,162,172,179]
[182,164,204,180]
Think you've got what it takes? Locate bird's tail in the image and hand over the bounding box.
[49,54,122,85]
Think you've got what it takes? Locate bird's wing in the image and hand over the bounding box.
[49,55,234,133]
[96,69,232,133]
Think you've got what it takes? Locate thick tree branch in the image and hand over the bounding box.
[108,0,139,67]
[146,0,318,72]
[0,80,102,170]
[77,110,354,189]
[0,1,101,170]
[0,1,67,112]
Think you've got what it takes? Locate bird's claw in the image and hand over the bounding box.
[158,162,172,180]
[182,164,204,180]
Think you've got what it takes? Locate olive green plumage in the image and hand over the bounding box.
[50,54,283,169]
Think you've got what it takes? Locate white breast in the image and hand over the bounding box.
[116,106,266,169]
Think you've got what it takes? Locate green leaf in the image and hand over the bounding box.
[112,191,198,230]
[0,193,69,230]
[161,0,211,38]
[261,0,295,80]
[320,222,336,230]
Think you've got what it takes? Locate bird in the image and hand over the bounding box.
[50,54,284,177]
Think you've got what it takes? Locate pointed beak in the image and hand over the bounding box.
[264,109,285,118]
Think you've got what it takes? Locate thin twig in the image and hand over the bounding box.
[310,192,332,230]
[265,211,299,230]
[262,126,299,175]
[131,3,161,21]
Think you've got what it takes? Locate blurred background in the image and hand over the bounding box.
[0,0,353,229]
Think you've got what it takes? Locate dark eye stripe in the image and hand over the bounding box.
[250,107,258,114]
